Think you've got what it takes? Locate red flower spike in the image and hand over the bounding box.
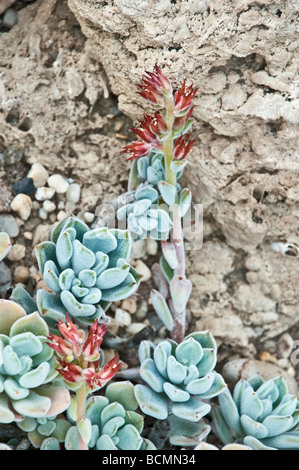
[47,334,73,359]
[82,320,107,362]
[173,132,196,160]
[137,64,173,108]
[83,357,122,390]
[57,360,83,384]
[122,141,153,161]
[173,105,195,131]
[174,82,198,116]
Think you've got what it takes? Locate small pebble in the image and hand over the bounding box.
[48,174,69,194]
[12,177,35,196]
[3,8,18,29]
[57,201,65,210]
[10,194,32,220]
[39,208,48,220]
[24,231,33,241]
[57,210,66,221]
[84,212,95,223]
[121,297,137,315]
[27,163,49,188]
[114,308,132,327]
[66,183,81,203]
[126,323,147,335]
[0,261,11,296]
[259,351,277,365]
[7,244,26,261]
[0,214,19,237]
[131,239,147,259]
[32,224,51,246]
[35,187,55,201]
[43,200,56,213]
[135,300,148,320]
[146,239,158,256]
[134,259,151,282]
[14,266,30,284]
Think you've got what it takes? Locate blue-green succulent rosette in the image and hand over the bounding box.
[12,216,141,330]
[212,375,299,450]
[134,330,227,446]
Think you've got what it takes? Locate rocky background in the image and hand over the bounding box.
[0,0,298,395]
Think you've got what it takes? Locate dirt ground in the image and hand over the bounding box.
[0,0,298,448]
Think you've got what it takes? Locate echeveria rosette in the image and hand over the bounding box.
[34,216,141,326]
[17,414,72,450]
[212,375,299,450]
[0,299,70,424]
[64,381,156,450]
[134,330,227,446]
[117,184,173,241]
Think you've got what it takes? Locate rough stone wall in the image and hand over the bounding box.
[0,0,298,367]
[67,0,299,359]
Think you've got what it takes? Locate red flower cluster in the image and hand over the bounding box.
[47,316,122,390]
[122,65,197,162]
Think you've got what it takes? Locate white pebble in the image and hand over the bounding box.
[48,174,69,194]
[84,212,95,223]
[114,308,132,327]
[57,210,66,221]
[43,200,56,213]
[27,163,49,188]
[66,183,81,203]
[57,201,65,210]
[39,208,48,220]
[126,323,146,335]
[134,259,151,282]
[10,194,32,221]
[146,238,158,256]
[35,187,55,201]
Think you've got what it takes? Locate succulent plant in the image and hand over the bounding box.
[63,381,156,450]
[212,375,299,450]
[134,330,227,446]
[117,184,173,241]
[11,216,141,329]
[195,442,252,450]
[0,232,11,262]
[0,299,70,424]
[17,414,72,450]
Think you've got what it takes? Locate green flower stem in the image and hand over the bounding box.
[76,382,89,450]
[164,95,176,188]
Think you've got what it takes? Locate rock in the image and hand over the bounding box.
[10,194,32,220]
[121,296,137,314]
[27,163,49,188]
[47,174,69,194]
[32,224,52,246]
[39,208,48,220]
[0,261,11,295]
[277,333,294,359]
[134,259,151,282]
[83,212,95,223]
[66,183,81,203]
[65,67,85,100]
[146,238,158,256]
[221,359,298,396]
[35,187,55,201]
[0,214,19,237]
[0,0,15,16]
[131,239,147,259]
[135,300,148,320]
[57,210,67,221]
[14,266,30,284]
[7,244,26,261]
[0,186,12,212]
[126,323,147,335]
[2,8,18,29]
[114,308,132,327]
[43,200,56,213]
[12,177,35,196]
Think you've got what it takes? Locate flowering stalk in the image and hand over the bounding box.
[123,65,197,343]
[47,316,123,449]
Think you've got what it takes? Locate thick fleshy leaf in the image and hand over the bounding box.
[170,275,192,313]
[196,349,217,377]
[10,332,43,357]
[3,377,29,400]
[159,256,174,283]
[56,228,76,271]
[136,156,149,181]
[211,406,234,445]
[105,381,138,411]
[0,299,27,336]
[158,181,177,206]
[240,414,268,440]
[101,402,126,428]
[71,240,95,274]
[169,415,210,447]
[85,396,109,427]
[161,241,178,269]
[82,227,117,254]
[2,345,22,375]
[64,426,80,451]
[129,157,142,188]
[12,391,51,418]
[101,416,125,436]
[51,216,89,244]
[0,393,16,423]
[185,330,217,350]
[170,159,188,174]
[10,287,38,316]
[262,415,294,437]
[138,340,155,364]
[36,290,67,328]
[183,364,200,386]
[9,312,49,338]
[36,385,71,418]
[78,417,92,444]
[117,424,143,450]
[35,242,57,275]
[197,373,227,399]
[261,432,299,450]
[153,341,172,378]
[240,386,263,421]
[186,373,215,396]
[134,384,169,420]
[179,188,192,217]
[40,437,60,451]
[108,230,132,267]
[96,263,130,290]
[135,185,158,203]
[243,435,276,450]
[218,389,243,435]
[167,355,187,385]
[60,291,96,318]
[272,394,297,417]
[256,379,279,402]
[124,410,144,433]
[19,362,50,389]
[100,272,139,302]
[43,260,61,293]
[172,397,211,423]
[175,337,203,366]
[151,289,173,331]
[140,358,165,393]
[163,382,190,402]
[96,434,117,450]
